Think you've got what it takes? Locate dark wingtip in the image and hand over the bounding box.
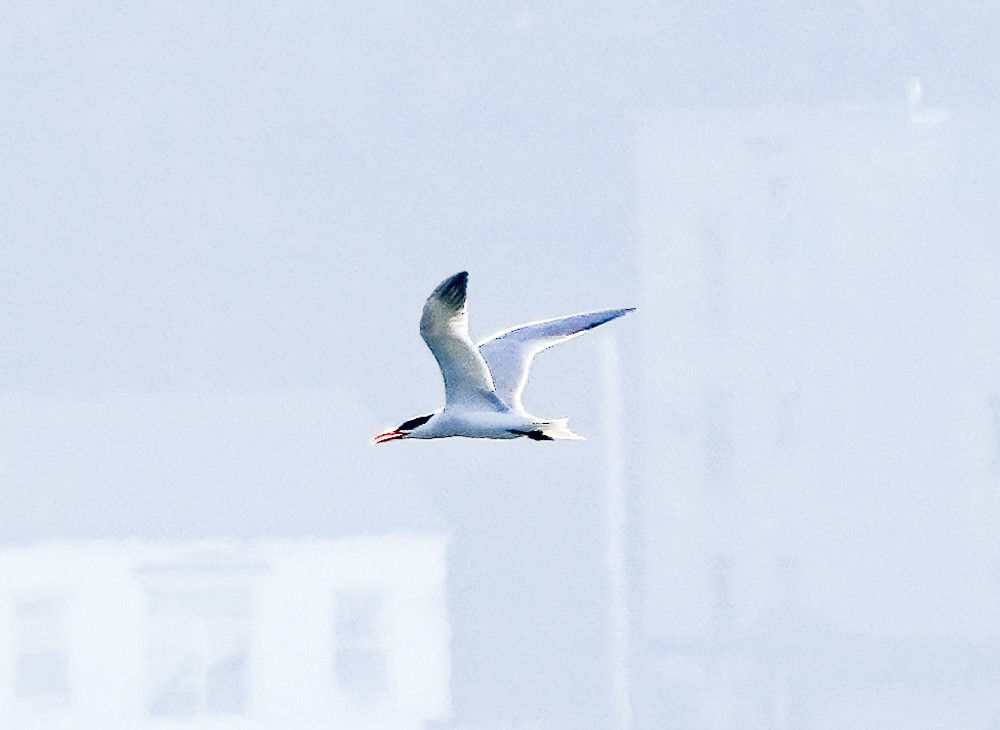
[576,307,637,333]
[611,306,637,321]
[433,271,469,308]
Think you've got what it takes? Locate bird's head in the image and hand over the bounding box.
[371,412,435,445]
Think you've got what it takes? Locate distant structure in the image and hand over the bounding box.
[0,537,448,729]
[0,392,450,730]
[633,105,1000,728]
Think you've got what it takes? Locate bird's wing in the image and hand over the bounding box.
[420,271,504,410]
[477,308,635,412]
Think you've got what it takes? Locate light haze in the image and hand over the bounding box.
[2,3,999,729]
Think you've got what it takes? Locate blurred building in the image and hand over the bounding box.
[0,537,448,730]
[0,392,450,730]
[633,104,1000,728]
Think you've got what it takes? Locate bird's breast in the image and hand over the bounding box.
[431,408,533,439]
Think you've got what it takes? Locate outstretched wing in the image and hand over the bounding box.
[420,272,503,410]
[477,308,635,412]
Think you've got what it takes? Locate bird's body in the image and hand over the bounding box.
[401,407,532,440]
[372,271,633,444]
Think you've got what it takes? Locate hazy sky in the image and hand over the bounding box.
[3,4,1000,729]
[4,1,997,410]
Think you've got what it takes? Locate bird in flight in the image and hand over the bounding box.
[372,271,633,443]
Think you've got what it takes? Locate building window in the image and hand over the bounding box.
[333,589,388,700]
[697,210,731,333]
[764,174,797,260]
[703,389,733,491]
[143,576,253,719]
[711,557,734,628]
[988,395,1000,471]
[774,385,801,452]
[14,593,71,707]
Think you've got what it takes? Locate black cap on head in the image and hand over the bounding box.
[398,413,434,432]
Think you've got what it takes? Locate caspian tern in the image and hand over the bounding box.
[372,271,633,443]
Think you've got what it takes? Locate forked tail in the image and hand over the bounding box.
[529,418,586,441]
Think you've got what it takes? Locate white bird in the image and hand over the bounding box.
[372,271,633,443]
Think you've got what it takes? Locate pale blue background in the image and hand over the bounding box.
[3,3,999,729]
